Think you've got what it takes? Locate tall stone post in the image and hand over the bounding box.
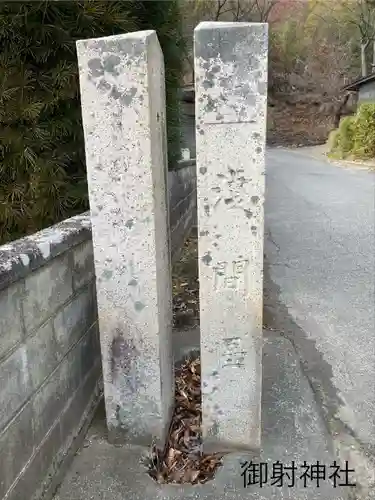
[76,31,173,446]
[194,22,268,451]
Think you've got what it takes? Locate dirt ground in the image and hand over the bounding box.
[267,98,333,147]
[172,229,199,328]
[288,143,375,170]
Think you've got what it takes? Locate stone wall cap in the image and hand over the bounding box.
[0,212,92,292]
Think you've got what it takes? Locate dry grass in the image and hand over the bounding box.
[267,95,335,147]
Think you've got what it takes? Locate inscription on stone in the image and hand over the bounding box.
[195,21,267,450]
[221,337,247,368]
[213,259,249,291]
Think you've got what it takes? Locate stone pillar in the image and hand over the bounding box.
[76,31,173,446]
[194,22,268,451]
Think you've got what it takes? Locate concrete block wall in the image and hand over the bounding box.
[169,160,197,263]
[0,213,102,500]
[0,158,196,498]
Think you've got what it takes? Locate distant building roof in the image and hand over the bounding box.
[343,73,375,92]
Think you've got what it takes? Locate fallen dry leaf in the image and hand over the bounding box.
[147,357,223,484]
[147,232,223,484]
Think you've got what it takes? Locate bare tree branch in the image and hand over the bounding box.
[312,0,375,76]
[214,0,229,20]
[233,0,241,21]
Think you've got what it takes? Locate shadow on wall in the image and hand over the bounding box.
[179,86,196,160]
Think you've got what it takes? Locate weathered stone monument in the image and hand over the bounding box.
[76,31,173,445]
[194,22,268,451]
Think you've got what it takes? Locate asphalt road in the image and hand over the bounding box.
[264,148,375,455]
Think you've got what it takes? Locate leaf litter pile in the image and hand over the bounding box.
[148,357,224,484]
[148,229,222,484]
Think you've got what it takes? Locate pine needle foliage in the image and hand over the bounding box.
[129,1,185,166]
[0,0,184,244]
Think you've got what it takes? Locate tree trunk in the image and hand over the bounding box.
[333,94,350,129]
[361,43,368,77]
[372,40,375,73]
